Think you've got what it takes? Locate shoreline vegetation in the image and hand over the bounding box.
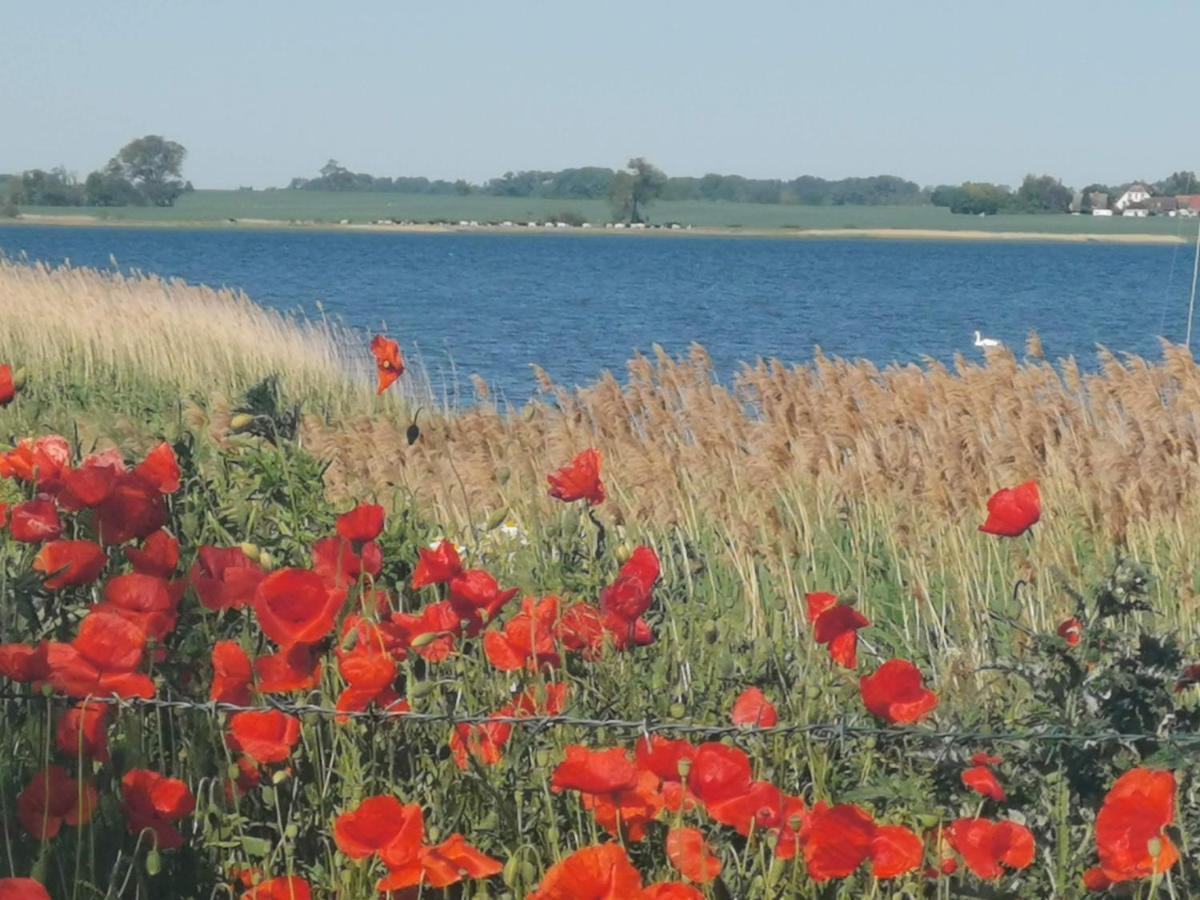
[4,211,1191,244]
[5,259,1200,895]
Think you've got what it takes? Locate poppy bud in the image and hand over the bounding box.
[258,551,275,571]
[523,404,537,421]
[669,702,687,719]
[703,621,720,644]
[1147,837,1163,858]
[271,769,290,785]
[545,825,560,845]
[229,413,255,433]
[146,849,161,876]
[11,369,27,391]
[676,758,692,778]
[615,543,633,564]
[239,542,261,561]
[502,857,522,888]
[405,422,420,445]
[410,631,444,649]
[284,823,298,839]
[485,507,510,531]
[227,763,241,781]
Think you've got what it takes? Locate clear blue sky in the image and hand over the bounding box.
[4,0,1198,189]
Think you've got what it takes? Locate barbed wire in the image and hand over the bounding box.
[1,689,1195,747]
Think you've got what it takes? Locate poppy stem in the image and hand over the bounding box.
[587,507,606,560]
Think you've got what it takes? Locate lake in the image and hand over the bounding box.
[1,224,1195,403]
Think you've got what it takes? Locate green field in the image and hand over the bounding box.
[17,189,1200,236]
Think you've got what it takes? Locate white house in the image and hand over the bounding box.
[1113,183,1151,211]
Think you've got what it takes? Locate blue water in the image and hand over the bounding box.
[1,225,1194,402]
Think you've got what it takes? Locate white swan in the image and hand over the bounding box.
[974,330,1001,348]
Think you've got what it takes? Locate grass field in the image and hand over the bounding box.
[1,261,1199,897]
[15,189,1200,237]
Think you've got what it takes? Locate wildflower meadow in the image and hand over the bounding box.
[1,264,1199,898]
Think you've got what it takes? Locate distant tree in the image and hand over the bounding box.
[453,179,472,196]
[1015,174,1073,213]
[929,184,959,208]
[1154,171,1199,196]
[12,167,85,206]
[103,135,187,206]
[609,157,666,223]
[948,182,1012,215]
[83,164,143,206]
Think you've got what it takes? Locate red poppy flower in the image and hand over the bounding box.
[387,600,460,662]
[810,601,870,669]
[212,641,254,705]
[335,795,423,860]
[370,335,405,394]
[311,536,382,589]
[1057,617,1083,647]
[336,503,385,543]
[527,843,644,900]
[121,769,195,850]
[378,832,502,892]
[979,480,1040,537]
[56,702,110,763]
[0,436,70,488]
[9,499,62,543]
[95,470,168,545]
[33,539,107,590]
[254,568,345,647]
[191,546,265,612]
[0,365,14,407]
[870,825,924,879]
[483,595,561,672]
[0,502,7,528]
[126,529,180,578]
[1082,868,1113,891]
[601,610,656,651]
[547,448,606,506]
[963,766,1007,802]
[17,765,98,840]
[581,769,664,843]
[635,736,697,783]
[557,601,607,658]
[410,540,463,590]
[1094,768,1178,883]
[730,687,779,728]
[57,460,119,511]
[228,710,302,764]
[449,716,512,770]
[860,659,939,725]
[335,642,400,720]
[705,780,785,836]
[255,644,323,694]
[97,572,178,642]
[802,803,877,882]
[687,742,753,807]
[599,547,660,622]
[132,443,181,494]
[552,746,639,795]
[240,877,311,900]
[971,752,1003,767]
[945,818,1035,880]
[448,569,518,629]
[0,643,49,683]
[0,878,51,900]
[45,610,155,699]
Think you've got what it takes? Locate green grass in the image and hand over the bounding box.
[16,190,1200,236]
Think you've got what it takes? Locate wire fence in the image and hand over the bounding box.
[1,689,1194,747]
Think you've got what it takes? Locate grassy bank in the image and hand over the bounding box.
[12,190,1200,239]
[1,261,1199,897]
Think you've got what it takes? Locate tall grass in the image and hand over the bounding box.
[0,257,432,416]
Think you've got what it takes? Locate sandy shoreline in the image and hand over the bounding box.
[2,213,1188,245]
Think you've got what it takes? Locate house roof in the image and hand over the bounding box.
[1146,196,1178,210]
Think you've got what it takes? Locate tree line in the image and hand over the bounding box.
[289,159,926,207]
[929,171,1199,215]
[3,136,190,210]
